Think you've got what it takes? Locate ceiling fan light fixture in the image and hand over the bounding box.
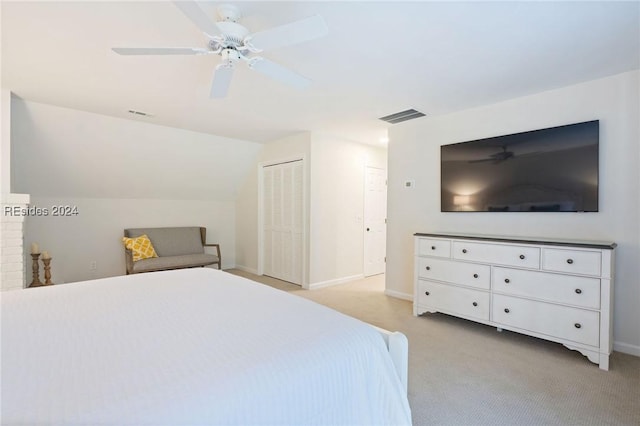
[221,48,241,65]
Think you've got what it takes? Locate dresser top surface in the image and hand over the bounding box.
[414,233,616,250]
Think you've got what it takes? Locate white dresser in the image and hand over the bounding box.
[413,233,615,370]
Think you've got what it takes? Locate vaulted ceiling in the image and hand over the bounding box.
[2,1,639,145]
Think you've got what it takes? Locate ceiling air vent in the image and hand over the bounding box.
[379,109,425,124]
[127,109,154,117]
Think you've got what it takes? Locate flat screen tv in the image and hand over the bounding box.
[441,120,599,212]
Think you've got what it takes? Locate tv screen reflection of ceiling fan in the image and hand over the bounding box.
[112,2,328,98]
[468,146,515,164]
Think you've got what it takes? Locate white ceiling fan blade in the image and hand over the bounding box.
[249,15,328,51]
[249,58,310,90]
[112,47,209,55]
[172,1,221,37]
[210,66,235,98]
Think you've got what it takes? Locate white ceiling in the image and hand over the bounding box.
[2,1,639,145]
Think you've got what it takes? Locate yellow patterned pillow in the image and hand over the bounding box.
[122,234,158,262]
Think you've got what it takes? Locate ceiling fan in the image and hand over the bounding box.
[112,1,328,98]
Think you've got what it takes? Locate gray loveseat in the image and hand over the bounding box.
[124,227,221,274]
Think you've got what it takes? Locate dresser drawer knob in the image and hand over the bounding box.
[575,323,582,329]
[473,274,478,278]
[431,246,436,250]
[472,302,478,307]
[462,249,467,254]
[504,278,510,284]
[575,288,582,294]
[425,291,430,296]
[567,259,574,264]
[519,254,525,260]
[425,266,431,271]
[504,308,510,313]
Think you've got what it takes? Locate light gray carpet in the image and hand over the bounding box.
[227,269,640,425]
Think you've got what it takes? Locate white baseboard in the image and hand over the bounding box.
[384,289,413,301]
[614,341,640,357]
[232,265,259,275]
[309,274,364,290]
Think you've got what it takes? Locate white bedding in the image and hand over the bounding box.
[1,268,411,425]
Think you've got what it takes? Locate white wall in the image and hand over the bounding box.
[1,89,11,195]
[11,99,262,282]
[11,99,261,200]
[0,0,8,194]
[309,133,387,286]
[387,70,640,353]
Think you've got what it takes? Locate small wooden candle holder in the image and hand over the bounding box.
[42,258,54,285]
[30,253,44,287]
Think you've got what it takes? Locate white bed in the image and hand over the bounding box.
[1,268,411,425]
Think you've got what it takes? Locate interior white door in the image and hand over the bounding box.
[364,166,387,277]
[263,160,303,285]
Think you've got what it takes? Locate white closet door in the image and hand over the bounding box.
[263,160,303,285]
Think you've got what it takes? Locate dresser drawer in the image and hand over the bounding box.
[453,241,540,269]
[492,294,599,347]
[493,267,600,309]
[418,257,490,290]
[418,280,490,321]
[418,238,451,258]
[542,248,602,276]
